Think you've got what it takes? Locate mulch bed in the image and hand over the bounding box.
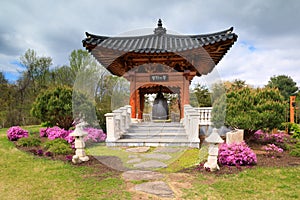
[15,142,120,180]
[183,142,300,176]
[15,141,300,177]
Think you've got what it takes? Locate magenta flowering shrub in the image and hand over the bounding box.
[40,126,74,145]
[263,144,283,157]
[39,128,48,137]
[83,127,106,143]
[218,142,257,166]
[65,155,73,161]
[7,126,29,141]
[254,130,290,144]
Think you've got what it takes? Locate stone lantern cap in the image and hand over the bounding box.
[70,121,88,137]
[205,128,224,144]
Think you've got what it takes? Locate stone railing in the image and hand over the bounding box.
[195,107,213,126]
[105,105,131,142]
[183,105,201,144]
[183,105,213,146]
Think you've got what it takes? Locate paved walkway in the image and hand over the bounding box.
[95,146,187,198]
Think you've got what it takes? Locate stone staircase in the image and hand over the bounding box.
[106,122,198,147]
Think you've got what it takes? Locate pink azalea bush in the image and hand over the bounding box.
[7,126,29,141]
[263,144,283,158]
[254,130,290,144]
[39,128,48,137]
[40,126,74,145]
[83,127,106,143]
[39,126,106,146]
[218,142,257,166]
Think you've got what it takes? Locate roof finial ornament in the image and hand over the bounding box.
[154,19,166,35]
[158,19,162,27]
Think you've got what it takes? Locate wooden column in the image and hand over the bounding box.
[290,96,296,123]
[183,70,191,105]
[180,70,196,119]
[136,90,141,119]
[128,71,137,118]
[130,92,136,118]
[180,83,184,119]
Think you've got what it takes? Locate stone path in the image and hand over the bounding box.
[122,170,174,198]
[133,160,168,169]
[126,146,184,170]
[121,147,186,198]
[94,155,129,171]
[96,147,186,198]
[135,181,174,198]
[122,170,164,181]
[126,146,150,153]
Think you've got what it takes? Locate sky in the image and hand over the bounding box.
[0,0,300,87]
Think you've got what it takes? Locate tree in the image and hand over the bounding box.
[13,49,53,125]
[231,79,247,90]
[0,72,7,84]
[212,86,285,133]
[190,84,212,107]
[266,75,298,100]
[50,65,74,87]
[0,72,10,127]
[31,86,95,130]
[20,49,52,92]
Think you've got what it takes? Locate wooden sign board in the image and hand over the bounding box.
[150,74,169,82]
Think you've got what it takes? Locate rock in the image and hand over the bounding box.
[94,156,128,171]
[226,129,244,145]
[126,147,150,153]
[135,181,174,198]
[127,158,142,164]
[122,170,164,181]
[133,160,167,169]
[154,147,183,153]
[141,153,172,160]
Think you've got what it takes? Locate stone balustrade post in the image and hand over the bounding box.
[188,112,201,143]
[125,105,131,129]
[183,104,194,127]
[119,107,127,131]
[113,109,123,139]
[105,113,118,142]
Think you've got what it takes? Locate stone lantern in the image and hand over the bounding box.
[70,121,89,164]
[204,128,224,171]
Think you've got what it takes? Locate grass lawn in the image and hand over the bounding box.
[0,126,131,200]
[183,166,300,200]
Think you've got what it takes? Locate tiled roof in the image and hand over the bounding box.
[83,27,237,54]
[82,20,238,76]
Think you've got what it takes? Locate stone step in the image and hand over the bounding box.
[107,138,199,148]
[110,122,198,147]
[130,122,183,128]
[128,122,185,134]
[122,132,187,139]
[128,127,185,133]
